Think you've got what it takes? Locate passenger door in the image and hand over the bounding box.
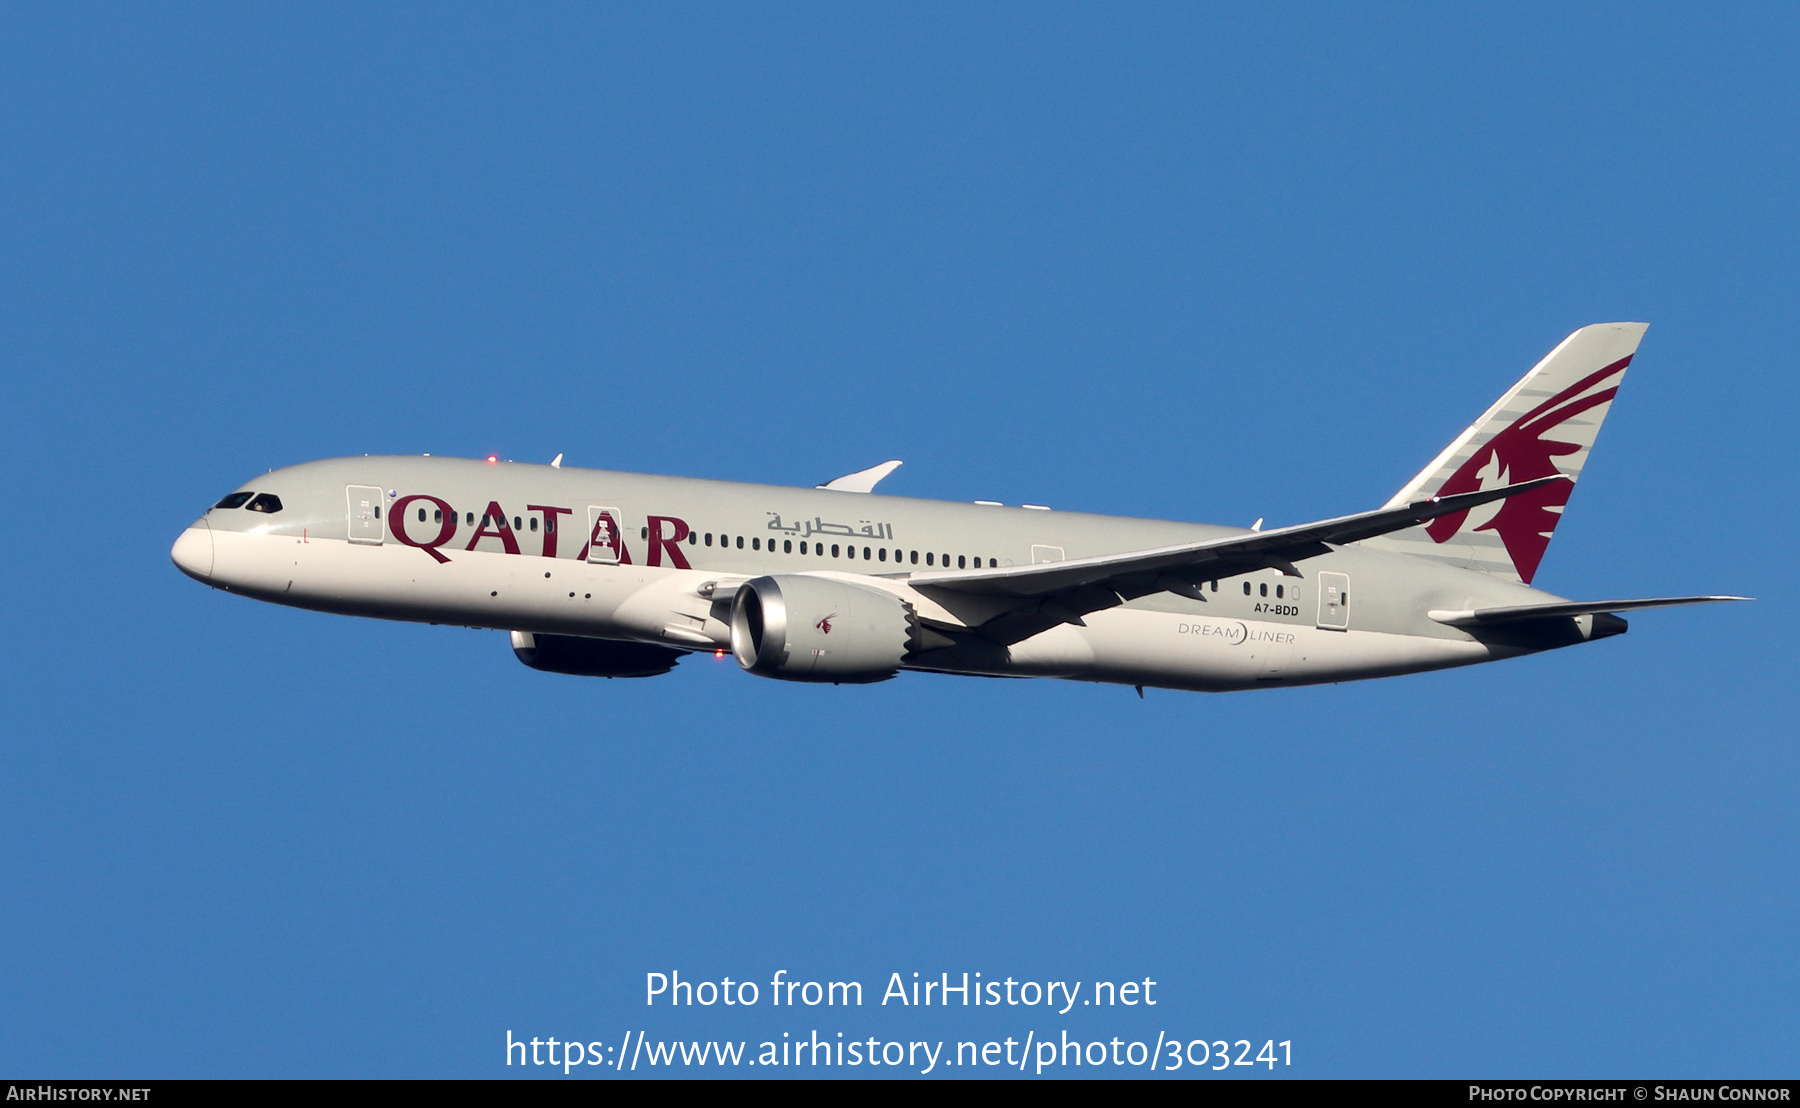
[1317,571,1350,630]
[347,485,384,545]
[586,506,623,564]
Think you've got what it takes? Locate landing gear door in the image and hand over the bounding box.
[1317,571,1350,630]
[585,506,623,564]
[347,485,384,545]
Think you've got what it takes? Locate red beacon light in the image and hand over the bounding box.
[485,455,498,464]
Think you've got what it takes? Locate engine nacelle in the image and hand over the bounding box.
[729,575,915,683]
[510,631,685,678]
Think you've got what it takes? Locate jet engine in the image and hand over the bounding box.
[509,631,686,678]
[729,575,916,683]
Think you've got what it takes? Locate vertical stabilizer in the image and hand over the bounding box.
[1355,323,1647,584]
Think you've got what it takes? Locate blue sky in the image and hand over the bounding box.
[0,3,1793,1077]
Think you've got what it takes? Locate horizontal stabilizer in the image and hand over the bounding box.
[912,476,1567,599]
[1428,595,1750,627]
[817,460,902,493]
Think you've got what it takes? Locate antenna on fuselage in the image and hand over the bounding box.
[550,453,563,468]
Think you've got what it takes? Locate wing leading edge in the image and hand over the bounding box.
[1428,596,1750,626]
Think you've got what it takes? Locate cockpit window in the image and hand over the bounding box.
[245,493,284,514]
[213,492,254,510]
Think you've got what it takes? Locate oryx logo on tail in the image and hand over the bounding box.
[1424,356,1628,583]
[1355,322,1648,583]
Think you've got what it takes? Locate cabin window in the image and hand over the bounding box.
[1210,581,1218,592]
[433,509,442,523]
[688,531,698,545]
[546,517,554,532]
[989,558,997,568]
[736,536,744,549]
[957,555,966,568]
[1243,581,1251,595]
[752,537,760,550]
[1260,583,1268,596]
[862,546,871,560]
[785,540,793,553]
[418,508,427,522]
[513,517,521,530]
[911,551,918,564]
[245,493,283,514]
[529,517,538,531]
[846,545,855,559]
[1275,584,1283,598]
[926,552,934,566]
[878,548,887,562]
[831,544,840,557]
[705,533,713,546]
[469,513,477,525]
[213,492,253,510]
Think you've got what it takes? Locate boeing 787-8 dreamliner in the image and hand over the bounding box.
[171,324,1743,692]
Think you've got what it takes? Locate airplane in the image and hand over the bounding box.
[170,323,1744,694]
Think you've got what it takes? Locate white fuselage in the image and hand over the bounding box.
[171,455,1597,692]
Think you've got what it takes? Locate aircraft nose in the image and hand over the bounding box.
[171,521,213,581]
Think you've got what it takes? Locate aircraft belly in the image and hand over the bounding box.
[211,531,1500,690]
[1015,608,1492,692]
[208,530,683,638]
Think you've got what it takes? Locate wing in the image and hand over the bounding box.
[913,476,1567,599]
[907,476,1569,644]
[816,460,903,493]
[1428,596,1750,626]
